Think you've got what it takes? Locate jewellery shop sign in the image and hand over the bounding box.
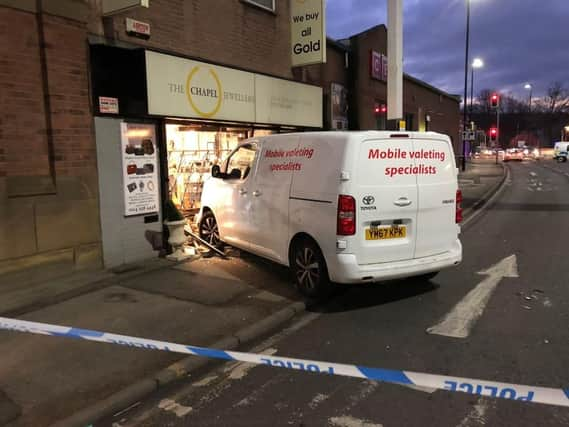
[121,123,159,217]
[145,50,323,128]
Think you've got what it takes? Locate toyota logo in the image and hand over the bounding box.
[362,196,375,205]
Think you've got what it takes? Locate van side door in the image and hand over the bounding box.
[414,137,458,258]
[247,136,299,263]
[218,142,259,249]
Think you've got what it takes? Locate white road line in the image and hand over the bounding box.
[157,399,193,418]
[427,255,518,338]
[329,415,383,427]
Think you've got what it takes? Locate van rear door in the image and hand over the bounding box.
[413,136,458,259]
[353,137,418,264]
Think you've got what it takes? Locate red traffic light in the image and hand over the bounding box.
[490,93,500,108]
[489,127,498,141]
[374,104,387,114]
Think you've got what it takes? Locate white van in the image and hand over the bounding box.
[198,131,462,297]
[553,141,569,162]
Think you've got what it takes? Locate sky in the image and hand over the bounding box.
[326,0,569,100]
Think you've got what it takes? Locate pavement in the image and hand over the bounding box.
[106,159,569,427]
[0,159,505,427]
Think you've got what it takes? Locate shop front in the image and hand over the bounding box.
[90,45,323,268]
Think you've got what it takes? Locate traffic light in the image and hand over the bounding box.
[490,93,500,109]
[489,127,498,142]
[374,103,387,115]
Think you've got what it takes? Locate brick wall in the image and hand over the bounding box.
[0,4,101,276]
[88,0,294,80]
[44,14,96,177]
[0,7,51,180]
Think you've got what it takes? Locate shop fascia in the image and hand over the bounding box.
[145,51,323,128]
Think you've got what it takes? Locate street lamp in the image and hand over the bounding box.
[461,0,471,171]
[470,58,484,120]
[524,83,533,112]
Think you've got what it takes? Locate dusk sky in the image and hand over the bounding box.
[326,0,569,101]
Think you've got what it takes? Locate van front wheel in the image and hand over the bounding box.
[199,211,221,247]
[291,238,329,298]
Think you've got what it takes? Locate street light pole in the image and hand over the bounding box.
[524,83,533,112]
[470,58,483,124]
[462,0,470,171]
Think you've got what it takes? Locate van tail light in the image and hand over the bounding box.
[455,189,463,224]
[337,195,356,235]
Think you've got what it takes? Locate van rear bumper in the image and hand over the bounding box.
[328,239,462,284]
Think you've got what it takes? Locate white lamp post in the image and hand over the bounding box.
[470,58,484,119]
[524,83,533,112]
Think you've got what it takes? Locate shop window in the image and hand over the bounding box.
[242,0,276,13]
[166,125,274,218]
[226,144,258,180]
[166,124,247,215]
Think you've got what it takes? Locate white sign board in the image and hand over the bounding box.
[290,0,326,67]
[126,17,151,37]
[146,51,256,123]
[255,74,323,127]
[120,123,160,217]
[145,51,323,128]
[99,96,119,114]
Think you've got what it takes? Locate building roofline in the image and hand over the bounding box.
[326,37,350,52]
[403,73,462,103]
[348,24,387,39]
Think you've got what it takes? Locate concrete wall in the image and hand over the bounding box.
[0,2,101,280]
[94,117,162,269]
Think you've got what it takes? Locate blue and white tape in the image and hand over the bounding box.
[1,316,568,407]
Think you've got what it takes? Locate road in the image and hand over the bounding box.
[100,160,569,427]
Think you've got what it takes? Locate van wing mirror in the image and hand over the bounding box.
[211,164,221,178]
[228,168,242,180]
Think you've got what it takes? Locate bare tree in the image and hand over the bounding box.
[535,81,569,113]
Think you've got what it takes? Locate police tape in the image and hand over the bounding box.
[1,316,568,407]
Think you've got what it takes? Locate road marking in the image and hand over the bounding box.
[308,393,330,409]
[456,398,492,427]
[529,172,537,177]
[226,348,277,380]
[427,255,519,338]
[157,399,193,417]
[192,375,218,387]
[329,415,383,427]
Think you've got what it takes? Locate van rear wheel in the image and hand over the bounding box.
[291,238,329,298]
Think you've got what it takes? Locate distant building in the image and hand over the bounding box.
[301,25,461,151]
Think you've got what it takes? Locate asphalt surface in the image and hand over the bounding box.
[99,160,569,427]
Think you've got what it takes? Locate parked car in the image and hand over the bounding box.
[503,148,524,162]
[553,141,569,162]
[198,131,462,297]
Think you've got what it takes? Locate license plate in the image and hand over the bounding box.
[365,225,407,240]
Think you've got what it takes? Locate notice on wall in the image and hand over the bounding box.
[121,123,159,216]
[290,0,326,67]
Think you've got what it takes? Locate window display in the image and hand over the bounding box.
[166,124,259,216]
